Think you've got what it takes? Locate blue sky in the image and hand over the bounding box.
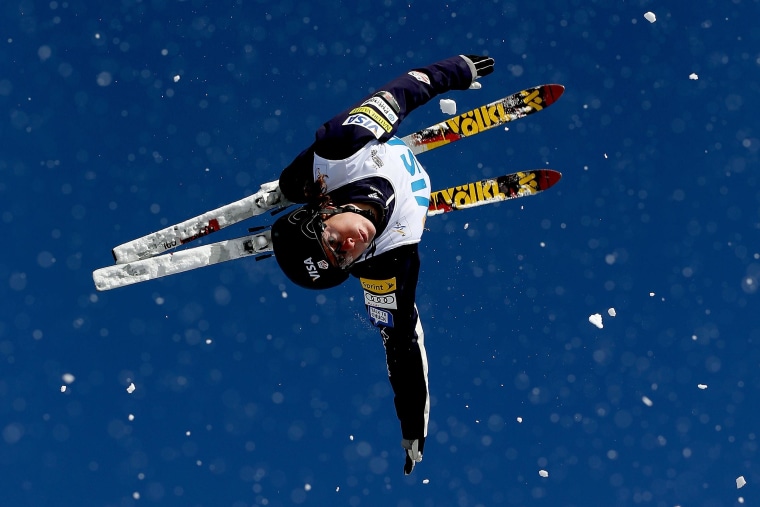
[2,1,759,506]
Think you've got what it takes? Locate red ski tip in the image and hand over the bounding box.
[534,169,562,189]
[542,84,565,106]
[545,169,562,187]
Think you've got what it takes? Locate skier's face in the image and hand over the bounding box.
[320,210,376,269]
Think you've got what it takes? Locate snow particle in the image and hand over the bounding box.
[589,313,604,329]
[60,385,67,393]
[62,373,76,384]
[128,414,135,421]
[96,71,113,87]
[516,417,523,423]
[38,45,52,62]
[644,12,656,23]
[607,308,617,317]
[736,476,747,489]
[422,478,430,484]
[126,383,136,394]
[173,75,181,83]
[539,470,549,478]
[697,384,708,390]
[642,396,653,407]
[439,98,457,115]
[689,73,699,80]
[304,483,312,492]
[8,273,26,292]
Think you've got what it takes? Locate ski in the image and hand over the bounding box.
[428,169,561,215]
[111,180,287,264]
[110,84,565,264]
[95,231,273,292]
[93,170,561,291]
[402,84,564,155]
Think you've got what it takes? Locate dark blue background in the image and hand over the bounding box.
[2,1,759,506]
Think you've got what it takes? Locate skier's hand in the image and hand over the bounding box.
[461,54,495,89]
[402,438,423,475]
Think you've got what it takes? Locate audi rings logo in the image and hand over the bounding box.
[364,291,397,309]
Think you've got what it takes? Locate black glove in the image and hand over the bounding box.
[462,54,495,79]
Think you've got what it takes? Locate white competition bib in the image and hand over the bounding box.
[312,137,430,261]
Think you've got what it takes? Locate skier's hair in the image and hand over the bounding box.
[306,172,332,209]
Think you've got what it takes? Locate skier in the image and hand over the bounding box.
[270,54,495,474]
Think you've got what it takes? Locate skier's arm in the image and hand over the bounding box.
[279,55,494,202]
[313,56,472,156]
[314,54,494,159]
[350,244,429,473]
